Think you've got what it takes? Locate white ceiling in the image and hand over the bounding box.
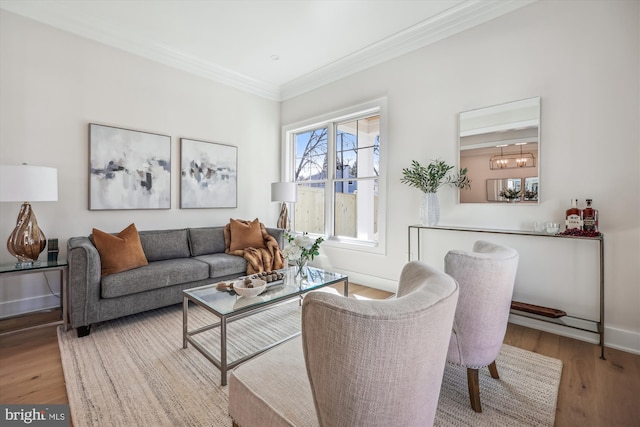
[0,0,536,100]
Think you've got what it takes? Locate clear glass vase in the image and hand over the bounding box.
[420,192,440,226]
[295,258,308,279]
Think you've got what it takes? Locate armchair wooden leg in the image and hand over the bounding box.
[467,368,482,413]
[488,360,499,379]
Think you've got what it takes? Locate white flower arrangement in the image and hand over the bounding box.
[283,231,324,268]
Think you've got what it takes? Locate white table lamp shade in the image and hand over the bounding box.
[271,182,297,203]
[0,165,58,202]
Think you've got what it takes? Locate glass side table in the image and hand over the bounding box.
[0,260,69,330]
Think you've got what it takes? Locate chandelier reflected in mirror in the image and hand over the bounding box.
[489,143,536,170]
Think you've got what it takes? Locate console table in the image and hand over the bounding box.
[0,260,68,330]
[407,225,605,359]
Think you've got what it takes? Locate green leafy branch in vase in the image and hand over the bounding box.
[401,159,471,193]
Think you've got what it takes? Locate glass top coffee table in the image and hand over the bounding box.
[182,266,348,385]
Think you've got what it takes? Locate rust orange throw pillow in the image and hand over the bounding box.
[229,218,265,251]
[92,223,148,276]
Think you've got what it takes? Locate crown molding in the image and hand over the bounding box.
[1,0,536,102]
[0,1,281,100]
[279,0,537,100]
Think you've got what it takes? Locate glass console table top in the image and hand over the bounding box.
[408,224,603,240]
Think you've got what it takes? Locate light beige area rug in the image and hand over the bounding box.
[58,303,562,427]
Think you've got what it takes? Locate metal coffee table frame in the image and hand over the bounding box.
[182,267,348,385]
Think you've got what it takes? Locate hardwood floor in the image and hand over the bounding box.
[503,323,640,427]
[1,285,638,426]
[0,320,68,405]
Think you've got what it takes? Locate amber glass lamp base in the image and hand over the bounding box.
[7,202,46,268]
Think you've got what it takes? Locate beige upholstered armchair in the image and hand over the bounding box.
[228,261,459,427]
[444,240,519,413]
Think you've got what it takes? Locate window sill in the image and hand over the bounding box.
[322,236,385,255]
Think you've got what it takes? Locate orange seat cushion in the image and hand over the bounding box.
[93,223,148,276]
[229,218,265,251]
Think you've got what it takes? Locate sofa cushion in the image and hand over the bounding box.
[92,223,148,277]
[229,218,265,251]
[194,253,247,278]
[101,258,209,299]
[139,229,190,262]
[189,227,226,256]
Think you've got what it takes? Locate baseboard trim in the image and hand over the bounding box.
[604,325,640,355]
[0,294,61,319]
[508,314,640,355]
[328,268,398,294]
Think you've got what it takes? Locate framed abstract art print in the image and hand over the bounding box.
[89,124,171,210]
[180,138,237,209]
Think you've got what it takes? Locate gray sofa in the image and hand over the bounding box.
[67,226,284,337]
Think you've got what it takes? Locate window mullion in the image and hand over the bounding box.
[326,122,336,238]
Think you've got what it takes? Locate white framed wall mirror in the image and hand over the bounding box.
[458,97,540,204]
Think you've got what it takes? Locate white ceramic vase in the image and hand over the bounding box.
[420,192,440,226]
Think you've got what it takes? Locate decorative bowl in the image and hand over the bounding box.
[232,279,266,298]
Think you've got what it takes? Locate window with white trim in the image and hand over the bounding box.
[282,99,386,252]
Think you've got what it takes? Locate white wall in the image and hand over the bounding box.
[0,11,281,316]
[281,0,640,353]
